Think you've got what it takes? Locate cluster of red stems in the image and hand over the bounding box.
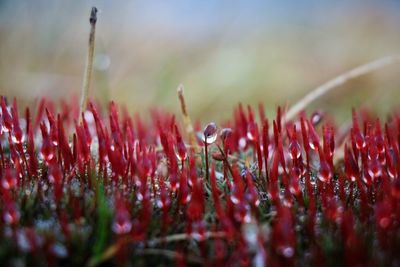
[0,96,400,266]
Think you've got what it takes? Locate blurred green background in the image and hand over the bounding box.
[0,0,399,123]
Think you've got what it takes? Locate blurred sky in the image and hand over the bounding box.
[0,0,399,122]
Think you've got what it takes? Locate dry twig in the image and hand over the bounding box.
[79,7,98,119]
[177,84,197,147]
[284,55,400,122]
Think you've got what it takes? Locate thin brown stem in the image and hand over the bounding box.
[281,55,400,127]
[79,7,98,120]
[204,141,209,182]
[147,231,225,246]
[177,84,197,148]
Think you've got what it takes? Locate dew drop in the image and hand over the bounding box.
[247,122,258,141]
[379,217,390,229]
[243,212,252,223]
[362,171,373,186]
[112,220,132,235]
[1,170,17,190]
[175,142,187,161]
[1,125,10,133]
[190,221,206,241]
[309,138,318,151]
[11,133,25,144]
[348,174,357,182]
[156,199,164,208]
[283,197,293,207]
[311,111,323,125]
[3,206,20,225]
[280,246,294,258]
[220,128,233,142]
[1,179,11,190]
[180,192,191,205]
[367,161,381,179]
[51,243,68,258]
[203,122,218,144]
[40,151,55,163]
[230,194,240,204]
[169,174,179,192]
[318,162,331,183]
[136,191,144,201]
[355,133,366,150]
[238,137,247,149]
[17,230,31,252]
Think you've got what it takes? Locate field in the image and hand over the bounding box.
[0,1,400,267]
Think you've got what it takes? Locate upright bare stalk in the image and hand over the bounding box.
[79,7,98,119]
[177,84,196,147]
